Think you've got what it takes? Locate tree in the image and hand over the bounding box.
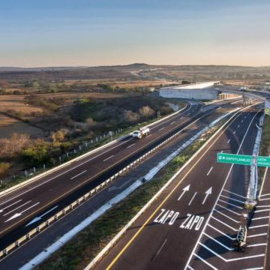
[139,106,154,118]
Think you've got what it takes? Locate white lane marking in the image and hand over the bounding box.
[256,205,270,208]
[187,266,195,270]
[233,131,236,134]
[247,233,267,238]
[202,187,212,205]
[206,167,213,176]
[249,224,269,229]
[170,121,175,125]
[0,199,22,213]
[193,253,218,270]
[0,138,134,207]
[261,193,270,197]
[26,205,59,227]
[241,120,243,123]
[5,202,40,222]
[188,192,197,206]
[218,199,243,209]
[259,197,270,201]
[203,232,233,250]
[220,150,223,153]
[180,117,183,119]
[159,127,165,131]
[252,216,269,220]
[70,170,87,180]
[127,143,135,149]
[216,204,241,216]
[153,239,168,260]
[238,125,240,128]
[103,155,114,162]
[177,185,190,201]
[220,194,245,204]
[248,243,267,247]
[3,200,32,217]
[255,209,270,213]
[223,189,246,199]
[241,267,263,270]
[227,139,231,144]
[211,216,238,231]
[214,209,239,223]
[208,224,235,240]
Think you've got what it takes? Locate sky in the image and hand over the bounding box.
[0,0,269,67]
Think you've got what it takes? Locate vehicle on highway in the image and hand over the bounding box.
[132,127,150,139]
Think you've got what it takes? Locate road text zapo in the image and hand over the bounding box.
[154,209,204,231]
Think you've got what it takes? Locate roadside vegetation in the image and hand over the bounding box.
[37,119,222,270]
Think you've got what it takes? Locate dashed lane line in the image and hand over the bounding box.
[127,143,135,149]
[233,131,236,134]
[211,216,238,232]
[70,170,87,180]
[216,204,241,216]
[188,192,197,206]
[103,155,114,162]
[214,209,240,223]
[207,166,213,176]
[227,139,231,144]
[223,189,246,199]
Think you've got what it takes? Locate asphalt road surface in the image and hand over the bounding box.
[94,107,266,270]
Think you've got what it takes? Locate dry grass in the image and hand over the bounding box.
[0,113,43,139]
[0,95,43,114]
[40,92,122,99]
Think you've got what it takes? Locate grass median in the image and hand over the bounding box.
[37,119,223,270]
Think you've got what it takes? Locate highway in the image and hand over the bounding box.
[0,99,238,252]
[94,106,267,270]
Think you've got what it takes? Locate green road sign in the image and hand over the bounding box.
[257,156,270,167]
[217,153,252,165]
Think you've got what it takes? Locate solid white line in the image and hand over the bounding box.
[219,199,243,209]
[227,139,231,144]
[256,205,270,208]
[70,170,87,180]
[0,199,22,212]
[247,233,267,238]
[261,193,270,198]
[216,204,241,216]
[211,216,237,231]
[255,209,270,213]
[249,224,269,229]
[214,209,239,223]
[248,243,267,248]
[220,194,245,204]
[208,224,235,240]
[188,192,197,206]
[3,200,32,216]
[252,216,269,221]
[259,197,270,201]
[207,167,213,176]
[103,155,114,162]
[199,242,225,261]
[203,232,233,250]
[223,189,246,199]
[127,143,135,149]
[193,253,218,270]
[186,266,195,270]
[241,267,263,270]
[184,110,259,269]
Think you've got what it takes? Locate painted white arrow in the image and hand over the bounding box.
[26,205,59,227]
[5,202,40,223]
[177,185,190,201]
[202,187,212,205]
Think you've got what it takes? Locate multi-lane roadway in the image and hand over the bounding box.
[94,106,269,270]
